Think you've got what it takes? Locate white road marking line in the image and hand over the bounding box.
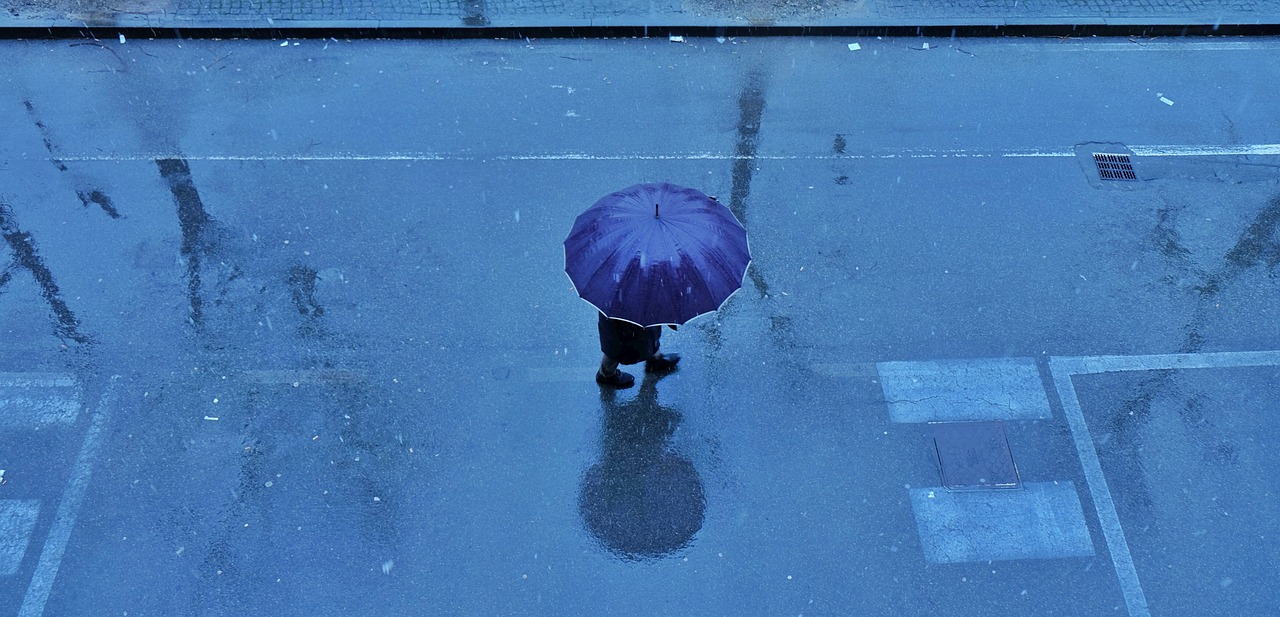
[0,500,41,576]
[1074,349,1280,373]
[18,376,120,617]
[1049,358,1149,617]
[1049,350,1280,617]
[46,144,1280,162]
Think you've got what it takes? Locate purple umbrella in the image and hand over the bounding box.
[565,183,751,326]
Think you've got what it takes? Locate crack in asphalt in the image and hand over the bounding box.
[884,395,944,405]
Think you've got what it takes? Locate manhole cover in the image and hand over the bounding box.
[930,421,1021,490]
[1092,153,1137,181]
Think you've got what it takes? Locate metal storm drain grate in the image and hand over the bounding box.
[1093,153,1137,181]
[930,421,1021,490]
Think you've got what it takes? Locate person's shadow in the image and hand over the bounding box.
[579,375,706,560]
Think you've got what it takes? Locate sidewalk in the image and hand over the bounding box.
[4,0,1280,30]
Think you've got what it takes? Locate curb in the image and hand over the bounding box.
[2,21,1280,38]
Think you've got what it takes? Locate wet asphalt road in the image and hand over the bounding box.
[1,36,1279,616]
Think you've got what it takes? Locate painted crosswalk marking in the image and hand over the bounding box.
[876,357,1051,422]
[0,500,41,576]
[885,350,1280,617]
[0,373,81,428]
[909,482,1093,564]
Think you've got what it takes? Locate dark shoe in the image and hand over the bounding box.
[596,368,635,388]
[645,353,681,374]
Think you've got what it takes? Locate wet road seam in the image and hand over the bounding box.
[0,200,92,344]
[22,100,68,172]
[729,70,771,299]
[75,189,122,220]
[876,358,1094,565]
[156,158,213,327]
[23,99,123,219]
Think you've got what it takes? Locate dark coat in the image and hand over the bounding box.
[598,313,662,365]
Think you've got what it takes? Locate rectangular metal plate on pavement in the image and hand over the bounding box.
[931,421,1021,490]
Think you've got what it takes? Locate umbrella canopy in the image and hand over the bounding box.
[564,183,751,326]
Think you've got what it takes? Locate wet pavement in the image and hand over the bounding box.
[1,35,1279,616]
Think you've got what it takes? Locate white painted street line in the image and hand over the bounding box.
[0,500,41,576]
[1131,144,1280,157]
[0,373,81,429]
[1045,348,1280,617]
[909,481,1094,564]
[877,357,1051,422]
[47,144,1280,163]
[1050,358,1149,617]
[1072,349,1280,374]
[19,376,121,617]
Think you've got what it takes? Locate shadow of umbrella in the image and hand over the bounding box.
[579,376,706,560]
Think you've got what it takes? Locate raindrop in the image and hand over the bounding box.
[514,210,521,222]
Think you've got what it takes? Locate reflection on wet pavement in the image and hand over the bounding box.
[580,376,706,560]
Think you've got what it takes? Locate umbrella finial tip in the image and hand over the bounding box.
[655,203,660,218]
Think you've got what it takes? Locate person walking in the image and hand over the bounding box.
[596,313,680,388]
[564,183,751,389]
